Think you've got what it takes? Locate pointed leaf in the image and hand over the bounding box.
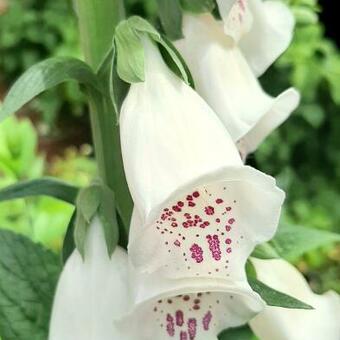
[0,230,61,339]
[74,210,90,259]
[76,185,101,223]
[249,278,313,310]
[157,0,183,40]
[252,242,280,260]
[272,224,340,260]
[180,0,216,13]
[62,212,76,264]
[218,325,256,340]
[0,57,101,122]
[98,186,119,256]
[0,178,79,204]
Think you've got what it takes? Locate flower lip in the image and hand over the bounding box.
[128,165,284,296]
[117,273,265,340]
[134,164,283,232]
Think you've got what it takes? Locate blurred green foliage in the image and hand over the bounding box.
[0,0,339,293]
[257,0,340,293]
[0,115,96,250]
[0,0,85,127]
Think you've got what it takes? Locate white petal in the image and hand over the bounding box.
[128,167,284,279]
[119,268,264,340]
[217,0,254,42]
[120,37,243,220]
[249,259,340,340]
[240,88,300,154]
[49,219,131,340]
[175,14,299,154]
[239,0,295,76]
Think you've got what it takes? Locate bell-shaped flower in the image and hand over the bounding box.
[48,218,131,340]
[49,219,262,340]
[49,218,265,340]
[119,209,266,339]
[175,13,300,156]
[216,0,295,76]
[120,36,284,319]
[249,259,340,340]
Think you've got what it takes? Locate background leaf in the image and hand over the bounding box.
[249,278,313,309]
[0,57,101,122]
[0,178,79,204]
[180,0,216,13]
[156,0,183,40]
[252,242,280,260]
[0,230,61,339]
[218,325,257,340]
[272,223,340,260]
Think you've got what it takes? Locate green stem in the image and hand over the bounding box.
[74,0,133,238]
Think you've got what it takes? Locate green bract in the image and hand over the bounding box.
[74,180,119,258]
[114,16,193,86]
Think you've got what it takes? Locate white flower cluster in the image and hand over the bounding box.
[49,1,340,340]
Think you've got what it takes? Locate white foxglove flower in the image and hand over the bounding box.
[49,219,131,340]
[49,220,262,340]
[217,0,295,76]
[120,37,284,321]
[118,210,265,339]
[249,259,340,340]
[175,14,300,155]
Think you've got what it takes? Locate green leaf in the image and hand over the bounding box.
[0,57,101,122]
[157,0,183,40]
[0,177,79,204]
[218,325,256,340]
[74,209,90,259]
[74,181,120,258]
[252,242,280,260]
[180,0,216,13]
[249,278,313,310]
[246,260,257,279]
[97,186,119,257]
[272,224,340,260]
[114,16,192,86]
[62,212,76,264]
[115,20,146,83]
[0,230,61,339]
[76,185,101,223]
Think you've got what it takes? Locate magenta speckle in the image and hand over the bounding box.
[188,318,197,340]
[226,207,232,212]
[204,206,215,215]
[178,201,184,207]
[180,331,188,340]
[216,198,223,204]
[166,314,175,337]
[228,218,235,224]
[188,201,196,207]
[206,235,222,261]
[225,238,232,245]
[226,247,232,254]
[174,240,181,247]
[186,195,193,201]
[173,206,181,212]
[192,191,200,198]
[190,244,204,263]
[176,310,184,326]
[225,225,231,232]
[202,311,212,331]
